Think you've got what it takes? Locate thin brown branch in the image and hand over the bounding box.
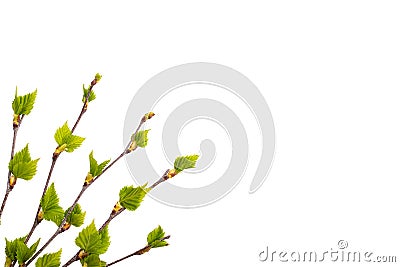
[0,115,24,221]
[71,80,95,133]
[149,169,170,190]
[24,156,57,244]
[106,235,171,266]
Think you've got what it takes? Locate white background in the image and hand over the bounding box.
[0,1,399,266]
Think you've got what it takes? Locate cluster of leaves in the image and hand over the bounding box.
[147,225,169,249]
[5,237,40,266]
[2,77,200,267]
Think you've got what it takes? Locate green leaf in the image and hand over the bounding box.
[119,184,147,211]
[8,144,40,180]
[133,129,150,148]
[15,242,30,265]
[147,225,168,248]
[151,240,169,248]
[82,84,96,103]
[65,204,86,227]
[88,151,110,177]
[15,239,40,265]
[54,122,70,145]
[35,249,62,267]
[147,225,164,244]
[54,122,85,153]
[41,183,65,226]
[5,236,25,261]
[97,226,111,255]
[81,254,106,267]
[147,226,168,248]
[12,88,38,115]
[174,154,199,173]
[10,144,31,163]
[75,221,108,255]
[65,135,85,152]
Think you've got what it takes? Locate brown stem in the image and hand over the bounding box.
[106,236,170,266]
[71,80,95,133]
[149,169,170,190]
[0,115,24,221]
[99,208,125,232]
[25,156,58,243]
[61,253,79,267]
[0,190,11,221]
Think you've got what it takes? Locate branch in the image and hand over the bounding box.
[26,113,153,266]
[71,76,98,132]
[0,115,24,221]
[61,167,169,267]
[106,235,171,266]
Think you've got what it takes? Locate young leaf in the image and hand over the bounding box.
[133,129,150,148]
[88,151,110,177]
[54,122,70,146]
[5,236,25,262]
[65,204,86,227]
[8,144,40,180]
[147,225,164,244]
[15,238,40,265]
[150,239,169,248]
[35,249,62,267]
[147,226,168,248]
[81,254,106,267]
[66,135,86,152]
[12,88,38,115]
[82,84,96,103]
[119,185,147,211]
[75,221,104,255]
[10,144,31,163]
[174,154,199,173]
[41,183,64,226]
[54,122,85,153]
[97,226,111,255]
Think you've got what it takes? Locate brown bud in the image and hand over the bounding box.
[167,169,177,179]
[127,141,137,153]
[145,112,155,120]
[13,114,20,128]
[62,222,71,232]
[112,201,123,214]
[78,249,89,260]
[9,175,17,189]
[37,210,44,223]
[137,246,151,255]
[84,173,94,186]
